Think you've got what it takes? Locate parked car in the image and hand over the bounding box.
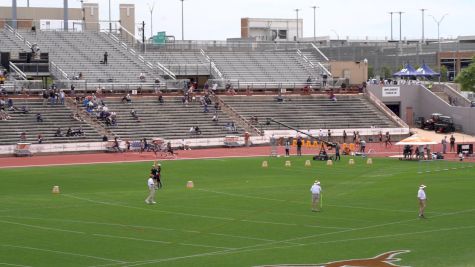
[434,116,455,133]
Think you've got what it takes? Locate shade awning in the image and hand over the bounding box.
[396,135,438,146]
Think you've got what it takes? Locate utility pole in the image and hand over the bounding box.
[180,0,185,40]
[12,0,17,29]
[295,9,300,41]
[311,6,319,42]
[142,21,146,52]
[388,12,394,40]
[397,11,404,42]
[420,8,427,43]
[108,0,112,33]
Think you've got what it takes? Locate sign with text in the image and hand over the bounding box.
[382,87,400,97]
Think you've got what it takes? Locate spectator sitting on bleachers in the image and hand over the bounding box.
[250,116,259,125]
[203,102,209,113]
[20,105,29,114]
[224,122,237,132]
[54,128,63,137]
[212,114,219,124]
[130,109,140,122]
[36,113,43,122]
[276,92,284,103]
[0,110,11,121]
[0,98,5,110]
[7,98,13,109]
[66,128,73,137]
[329,92,337,102]
[20,132,27,141]
[121,93,132,104]
[158,93,164,104]
[139,72,146,82]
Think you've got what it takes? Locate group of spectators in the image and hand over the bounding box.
[41,86,65,106]
[81,94,117,126]
[54,127,84,137]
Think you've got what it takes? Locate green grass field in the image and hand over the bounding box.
[1,156,474,267]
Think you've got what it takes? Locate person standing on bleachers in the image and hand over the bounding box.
[103,52,108,65]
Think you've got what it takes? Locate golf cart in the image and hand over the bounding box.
[421,113,442,130]
[434,115,455,133]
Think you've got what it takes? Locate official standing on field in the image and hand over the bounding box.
[417,184,427,218]
[310,180,322,212]
[145,176,157,204]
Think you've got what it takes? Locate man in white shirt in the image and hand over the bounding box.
[310,180,322,212]
[145,176,157,204]
[417,184,427,218]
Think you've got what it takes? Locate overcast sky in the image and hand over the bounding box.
[1,0,474,40]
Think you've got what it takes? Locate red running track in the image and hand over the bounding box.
[0,142,470,168]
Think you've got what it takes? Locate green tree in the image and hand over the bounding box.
[368,65,374,79]
[455,56,475,92]
[440,65,449,82]
[381,66,392,79]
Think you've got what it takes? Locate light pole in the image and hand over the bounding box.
[109,0,112,33]
[295,9,300,41]
[420,8,427,43]
[311,6,319,42]
[430,13,449,82]
[397,11,404,42]
[180,0,185,40]
[388,12,394,40]
[147,2,155,38]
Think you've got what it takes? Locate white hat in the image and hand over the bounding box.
[419,184,426,189]
[315,180,320,185]
[158,163,161,166]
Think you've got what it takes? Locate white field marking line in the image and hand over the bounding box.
[240,219,352,230]
[207,232,301,245]
[0,263,32,267]
[197,188,448,215]
[111,207,475,267]
[102,209,475,267]
[0,219,85,234]
[0,215,303,247]
[62,194,235,221]
[0,203,103,213]
[0,244,126,264]
[92,233,235,250]
[61,195,312,244]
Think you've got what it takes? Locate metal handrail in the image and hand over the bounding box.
[50,61,69,80]
[9,61,27,80]
[200,49,223,79]
[311,43,329,61]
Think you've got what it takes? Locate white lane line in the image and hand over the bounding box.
[0,263,32,267]
[0,244,126,264]
[0,219,85,234]
[63,194,235,221]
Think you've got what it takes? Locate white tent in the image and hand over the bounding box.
[396,135,437,146]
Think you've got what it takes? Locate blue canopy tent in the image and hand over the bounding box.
[416,63,440,77]
[393,64,419,77]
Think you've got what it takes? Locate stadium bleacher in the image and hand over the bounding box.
[219,94,399,130]
[0,98,102,145]
[79,96,242,141]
